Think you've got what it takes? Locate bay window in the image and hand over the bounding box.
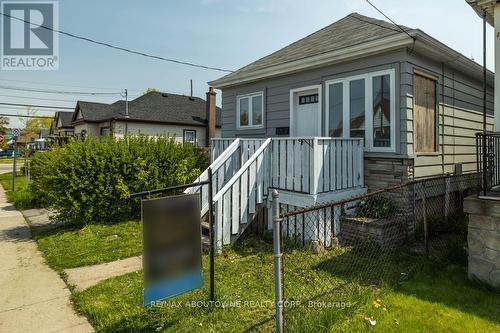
[237,92,264,129]
[326,69,395,152]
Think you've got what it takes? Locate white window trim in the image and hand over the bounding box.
[289,84,322,137]
[183,129,196,144]
[325,69,396,152]
[236,91,264,129]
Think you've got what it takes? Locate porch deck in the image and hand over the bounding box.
[188,137,366,249]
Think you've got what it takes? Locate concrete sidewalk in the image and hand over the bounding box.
[0,188,93,332]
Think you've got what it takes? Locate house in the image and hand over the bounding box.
[71,90,222,147]
[188,13,496,250]
[209,12,495,187]
[50,111,75,137]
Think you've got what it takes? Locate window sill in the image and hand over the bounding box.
[413,152,440,157]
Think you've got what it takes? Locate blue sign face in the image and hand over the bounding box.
[142,194,203,306]
[144,270,203,306]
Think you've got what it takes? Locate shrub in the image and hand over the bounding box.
[30,136,207,226]
[356,196,395,219]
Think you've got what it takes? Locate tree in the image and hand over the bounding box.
[0,116,9,134]
[19,107,53,140]
[143,87,159,95]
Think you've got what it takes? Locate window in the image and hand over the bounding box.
[183,130,196,144]
[326,69,395,152]
[299,94,319,105]
[372,74,391,148]
[328,83,343,137]
[414,74,437,152]
[237,92,264,128]
[100,127,110,136]
[350,79,365,139]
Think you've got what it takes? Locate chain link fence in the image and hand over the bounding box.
[277,173,479,332]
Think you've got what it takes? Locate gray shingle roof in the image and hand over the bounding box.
[73,92,221,127]
[210,13,414,85]
[55,111,74,128]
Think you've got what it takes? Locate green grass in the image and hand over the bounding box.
[337,265,500,333]
[0,157,26,164]
[0,171,39,210]
[33,220,142,270]
[71,239,500,333]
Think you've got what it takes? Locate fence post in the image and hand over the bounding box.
[207,168,215,303]
[444,175,450,219]
[422,183,429,256]
[272,190,283,333]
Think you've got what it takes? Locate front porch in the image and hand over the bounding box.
[189,137,367,249]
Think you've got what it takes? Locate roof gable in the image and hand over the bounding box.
[210,13,413,87]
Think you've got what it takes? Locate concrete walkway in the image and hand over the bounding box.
[21,208,143,292]
[0,188,93,332]
[65,256,142,291]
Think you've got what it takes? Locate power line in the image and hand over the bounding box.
[0,84,121,95]
[365,0,415,41]
[0,102,73,110]
[0,113,54,119]
[0,78,144,92]
[0,93,79,103]
[0,11,234,73]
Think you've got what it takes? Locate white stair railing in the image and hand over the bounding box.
[185,138,242,216]
[212,138,272,249]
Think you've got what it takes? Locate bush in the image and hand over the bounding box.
[356,196,395,219]
[30,136,208,226]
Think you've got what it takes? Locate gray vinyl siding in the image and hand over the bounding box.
[220,47,494,178]
[402,51,494,177]
[221,49,409,157]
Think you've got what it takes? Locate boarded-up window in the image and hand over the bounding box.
[414,74,437,152]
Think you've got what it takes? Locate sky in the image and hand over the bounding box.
[0,0,495,128]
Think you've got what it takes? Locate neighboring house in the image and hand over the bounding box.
[209,12,495,190]
[467,0,500,130]
[50,111,75,137]
[71,91,222,147]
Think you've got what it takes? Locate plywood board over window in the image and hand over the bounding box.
[414,73,437,153]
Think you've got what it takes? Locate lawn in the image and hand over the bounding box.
[32,220,143,270]
[0,171,38,210]
[71,239,500,333]
[0,157,26,164]
[0,171,28,190]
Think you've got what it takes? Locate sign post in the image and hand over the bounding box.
[142,194,204,306]
[11,128,20,192]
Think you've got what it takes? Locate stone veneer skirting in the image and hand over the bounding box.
[464,196,500,288]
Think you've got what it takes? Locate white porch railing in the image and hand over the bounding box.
[213,137,364,195]
[212,138,272,247]
[205,137,365,248]
[185,138,267,216]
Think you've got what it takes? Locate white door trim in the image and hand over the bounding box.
[289,84,322,137]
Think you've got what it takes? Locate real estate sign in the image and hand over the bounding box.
[142,194,203,306]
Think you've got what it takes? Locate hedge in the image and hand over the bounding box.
[30,136,208,226]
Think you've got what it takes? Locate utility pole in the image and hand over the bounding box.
[190,80,193,98]
[124,88,129,138]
